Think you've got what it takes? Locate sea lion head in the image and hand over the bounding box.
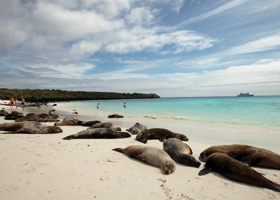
[176,134,189,141]
[115,127,122,131]
[127,127,140,135]
[136,132,147,143]
[120,131,131,138]
[163,160,176,175]
[185,154,201,168]
[47,126,63,133]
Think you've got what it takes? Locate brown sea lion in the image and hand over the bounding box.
[163,138,201,168]
[81,120,101,126]
[199,144,280,170]
[48,109,59,119]
[136,128,188,144]
[0,121,62,134]
[55,117,101,126]
[90,122,121,131]
[15,110,59,122]
[199,153,280,192]
[0,109,8,116]
[108,114,124,118]
[4,111,24,120]
[126,122,147,135]
[15,113,39,122]
[113,145,176,175]
[54,117,83,126]
[63,128,130,140]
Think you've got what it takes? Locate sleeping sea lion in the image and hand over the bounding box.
[0,109,8,116]
[126,122,147,135]
[136,128,188,143]
[163,138,201,167]
[80,120,101,126]
[113,145,176,175]
[63,128,130,140]
[199,153,280,192]
[199,144,280,170]
[4,111,24,120]
[54,117,101,127]
[54,117,82,126]
[90,122,121,131]
[0,121,62,134]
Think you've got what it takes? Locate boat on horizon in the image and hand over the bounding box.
[237,92,254,97]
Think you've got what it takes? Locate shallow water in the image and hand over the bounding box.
[61,96,280,127]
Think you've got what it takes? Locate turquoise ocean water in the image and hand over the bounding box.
[68,96,280,127]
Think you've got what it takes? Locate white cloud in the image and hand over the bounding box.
[24,63,95,79]
[226,34,280,55]
[69,40,103,58]
[126,7,156,26]
[104,28,215,54]
[178,0,251,26]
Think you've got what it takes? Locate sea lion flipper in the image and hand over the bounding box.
[112,148,125,153]
[63,135,74,140]
[198,167,212,176]
[15,128,24,133]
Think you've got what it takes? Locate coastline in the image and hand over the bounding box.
[0,101,280,199]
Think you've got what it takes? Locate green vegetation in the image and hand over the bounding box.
[0,88,160,102]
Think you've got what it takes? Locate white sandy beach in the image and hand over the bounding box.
[0,102,280,200]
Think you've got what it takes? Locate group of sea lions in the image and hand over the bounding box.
[0,109,280,192]
[198,145,280,192]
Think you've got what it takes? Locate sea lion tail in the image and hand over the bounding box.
[198,166,212,176]
[63,135,74,140]
[267,180,280,192]
[112,148,125,153]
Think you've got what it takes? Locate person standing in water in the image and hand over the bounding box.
[10,97,14,109]
[21,97,25,110]
[123,102,126,108]
[15,98,19,109]
[97,103,100,109]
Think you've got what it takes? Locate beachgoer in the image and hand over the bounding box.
[15,98,18,109]
[97,103,100,109]
[21,97,25,108]
[123,102,126,108]
[10,97,14,108]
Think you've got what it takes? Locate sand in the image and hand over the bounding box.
[0,102,280,200]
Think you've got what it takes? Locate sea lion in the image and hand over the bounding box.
[136,128,189,144]
[54,117,83,126]
[90,122,121,131]
[15,113,39,122]
[199,144,280,170]
[81,120,101,127]
[63,128,131,140]
[113,145,176,175]
[55,118,101,126]
[0,121,62,134]
[108,114,124,118]
[199,153,280,192]
[163,138,201,167]
[16,110,60,122]
[126,123,147,135]
[4,111,24,120]
[0,109,8,116]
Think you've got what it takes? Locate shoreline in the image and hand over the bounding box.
[0,101,280,199]
[2,101,280,152]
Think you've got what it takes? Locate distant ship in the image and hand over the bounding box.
[237,92,254,97]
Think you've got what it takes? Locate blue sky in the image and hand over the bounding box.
[0,0,280,97]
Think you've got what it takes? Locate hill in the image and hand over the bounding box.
[0,88,160,102]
